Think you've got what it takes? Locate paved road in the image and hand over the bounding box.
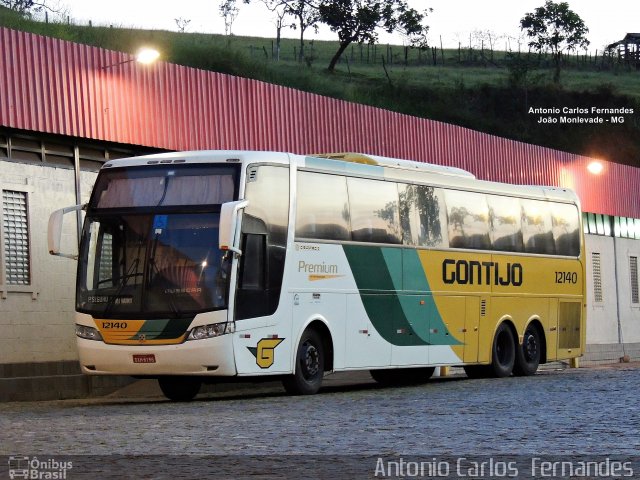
[1,365,639,478]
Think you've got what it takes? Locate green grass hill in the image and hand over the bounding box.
[1,6,639,167]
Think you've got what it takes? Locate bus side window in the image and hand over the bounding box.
[551,203,580,256]
[488,195,524,252]
[445,190,491,250]
[295,172,350,241]
[236,165,289,320]
[399,184,445,248]
[347,177,402,244]
[521,200,556,255]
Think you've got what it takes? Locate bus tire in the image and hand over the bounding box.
[488,323,516,378]
[370,367,435,385]
[282,328,324,395]
[158,376,201,402]
[513,324,541,376]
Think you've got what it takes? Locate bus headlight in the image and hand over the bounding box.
[187,322,235,341]
[75,324,103,341]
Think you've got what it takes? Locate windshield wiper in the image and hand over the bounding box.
[103,257,141,317]
[147,230,181,317]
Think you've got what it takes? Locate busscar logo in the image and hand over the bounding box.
[247,338,285,368]
[295,244,320,251]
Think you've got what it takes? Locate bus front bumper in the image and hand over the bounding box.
[76,334,237,376]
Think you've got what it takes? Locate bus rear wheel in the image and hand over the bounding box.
[370,367,435,386]
[158,376,201,402]
[488,323,516,377]
[282,329,325,395]
[513,324,541,376]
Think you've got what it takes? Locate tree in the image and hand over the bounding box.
[245,0,319,62]
[174,17,191,33]
[520,0,589,83]
[1,0,62,17]
[287,0,320,62]
[243,0,295,61]
[219,0,240,36]
[286,0,321,62]
[318,0,429,72]
[1,0,36,13]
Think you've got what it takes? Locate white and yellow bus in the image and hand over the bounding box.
[49,151,585,400]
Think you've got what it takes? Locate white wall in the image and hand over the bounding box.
[0,161,96,363]
[583,234,640,345]
[584,235,619,344]
[614,237,640,343]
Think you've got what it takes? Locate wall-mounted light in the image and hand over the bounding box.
[587,161,603,175]
[135,48,160,65]
[102,47,160,70]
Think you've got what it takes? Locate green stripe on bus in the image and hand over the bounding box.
[126,318,192,340]
[343,245,427,346]
[343,245,460,347]
[155,318,193,339]
[396,249,461,346]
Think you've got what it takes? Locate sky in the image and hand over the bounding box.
[54,0,638,53]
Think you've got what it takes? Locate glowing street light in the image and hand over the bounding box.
[587,161,603,175]
[101,47,160,69]
[135,48,160,65]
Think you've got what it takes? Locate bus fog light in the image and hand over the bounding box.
[75,324,103,341]
[188,322,234,340]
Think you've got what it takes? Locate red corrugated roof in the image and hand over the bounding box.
[1,27,638,217]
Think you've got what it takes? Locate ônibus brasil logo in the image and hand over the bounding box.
[8,456,72,479]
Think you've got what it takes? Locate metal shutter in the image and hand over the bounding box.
[631,256,639,304]
[591,252,602,303]
[2,190,30,285]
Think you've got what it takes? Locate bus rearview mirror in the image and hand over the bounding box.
[48,204,84,260]
[219,200,249,256]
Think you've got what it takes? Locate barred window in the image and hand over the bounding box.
[630,256,639,304]
[591,252,603,303]
[2,190,31,285]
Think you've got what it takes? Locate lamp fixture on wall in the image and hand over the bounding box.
[102,47,160,70]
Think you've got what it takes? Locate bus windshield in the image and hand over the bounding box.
[77,164,239,318]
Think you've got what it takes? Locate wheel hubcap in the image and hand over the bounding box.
[524,332,538,361]
[302,342,319,379]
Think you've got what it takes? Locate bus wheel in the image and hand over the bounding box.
[513,324,541,376]
[488,323,516,377]
[370,367,435,385]
[158,376,201,402]
[283,329,324,395]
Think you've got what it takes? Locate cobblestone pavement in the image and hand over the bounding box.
[1,365,639,459]
[2,366,640,478]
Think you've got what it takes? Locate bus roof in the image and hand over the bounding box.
[101,150,289,169]
[304,153,579,205]
[310,152,476,179]
[100,150,579,205]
